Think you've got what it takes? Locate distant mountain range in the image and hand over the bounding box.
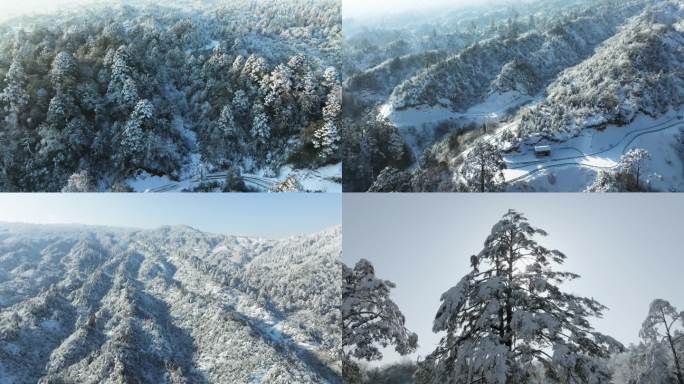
[0,223,341,383]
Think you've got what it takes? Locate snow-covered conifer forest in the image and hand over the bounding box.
[0,0,341,192]
[342,0,684,192]
[0,223,342,383]
[342,209,684,384]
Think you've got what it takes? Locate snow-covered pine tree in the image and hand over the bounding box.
[219,105,239,137]
[132,99,154,123]
[1,58,29,116]
[419,210,622,384]
[323,67,338,90]
[50,52,78,92]
[311,82,342,161]
[322,84,341,122]
[461,140,506,192]
[250,103,271,149]
[61,170,96,192]
[313,121,339,160]
[639,299,684,384]
[300,69,320,115]
[618,148,651,190]
[585,170,621,192]
[203,105,241,166]
[261,63,293,110]
[271,174,303,192]
[387,129,405,162]
[232,89,249,117]
[342,259,418,382]
[231,55,244,75]
[106,48,139,113]
[620,338,680,383]
[242,54,267,83]
[121,118,145,166]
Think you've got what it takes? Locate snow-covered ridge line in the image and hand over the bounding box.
[0,222,342,383]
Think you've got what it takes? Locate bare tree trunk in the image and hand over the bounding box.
[663,310,684,384]
[480,161,485,192]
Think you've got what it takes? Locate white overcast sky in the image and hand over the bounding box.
[344,194,684,366]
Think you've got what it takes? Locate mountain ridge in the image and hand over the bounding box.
[0,223,341,383]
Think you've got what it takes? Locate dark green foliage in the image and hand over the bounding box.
[0,0,340,191]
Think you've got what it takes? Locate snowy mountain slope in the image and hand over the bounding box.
[518,0,684,138]
[345,51,449,100]
[341,0,597,77]
[344,0,684,192]
[340,0,661,192]
[476,0,684,191]
[0,223,341,383]
[388,0,645,112]
[503,110,684,191]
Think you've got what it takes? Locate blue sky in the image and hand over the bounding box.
[0,194,340,238]
[343,193,684,365]
[0,0,91,19]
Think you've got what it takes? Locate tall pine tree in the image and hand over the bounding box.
[420,210,622,383]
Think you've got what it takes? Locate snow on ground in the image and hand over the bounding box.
[126,117,208,192]
[466,91,533,115]
[382,91,530,127]
[281,162,342,193]
[503,110,684,191]
[174,254,319,353]
[0,363,17,384]
[382,91,535,157]
[1,342,19,356]
[243,162,342,193]
[204,39,220,50]
[381,104,460,128]
[127,173,188,192]
[127,157,341,192]
[40,319,61,332]
[249,371,266,384]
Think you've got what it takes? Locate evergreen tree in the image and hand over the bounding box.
[461,140,506,192]
[387,130,405,162]
[313,121,339,161]
[342,259,418,381]
[322,85,341,122]
[618,148,651,190]
[231,89,249,117]
[62,170,97,192]
[50,51,78,92]
[420,210,622,383]
[640,299,684,384]
[1,58,29,117]
[250,103,271,150]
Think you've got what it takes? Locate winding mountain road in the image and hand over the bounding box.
[503,117,684,184]
[146,173,276,192]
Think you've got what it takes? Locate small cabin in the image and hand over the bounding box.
[534,145,551,157]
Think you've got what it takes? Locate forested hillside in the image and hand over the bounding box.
[0,0,341,192]
[389,0,643,112]
[342,0,684,192]
[0,223,342,383]
[519,0,684,137]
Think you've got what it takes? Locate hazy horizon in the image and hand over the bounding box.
[343,194,684,366]
[342,0,520,20]
[0,194,340,239]
[0,0,96,19]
